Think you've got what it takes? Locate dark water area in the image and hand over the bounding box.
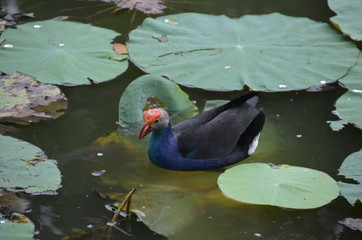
[2,0,362,239]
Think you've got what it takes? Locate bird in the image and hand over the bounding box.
[139,92,265,171]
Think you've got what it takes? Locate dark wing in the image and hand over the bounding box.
[173,93,260,159]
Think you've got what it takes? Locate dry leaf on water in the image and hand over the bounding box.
[113,0,166,14]
[113,43,128,54]
[0,72,68,124]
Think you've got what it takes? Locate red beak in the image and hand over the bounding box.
[139,123,152,139]
[139,109,162,140]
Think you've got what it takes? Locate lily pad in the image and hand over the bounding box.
[0,213,35,240]
[217,163,339,209]
[334,53,362,130]
[328,0,362,41]
[0,135,61,193]
[0,72,67,124]
[118,74,197,127]
[130,190,198,237]
[127,12,359,91]
[0,20,128,85]
[327,119,349,131]
[105,187,201,238]
[338,151,362,205]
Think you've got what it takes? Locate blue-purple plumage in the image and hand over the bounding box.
[140,92,265,171]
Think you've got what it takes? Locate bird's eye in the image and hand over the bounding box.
[154,119,159,123]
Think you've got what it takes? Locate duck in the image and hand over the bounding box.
[139,92,265,171]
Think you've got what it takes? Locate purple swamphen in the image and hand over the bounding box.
[139,93,265,171]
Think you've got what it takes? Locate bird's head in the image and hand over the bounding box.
[139,108,169,139]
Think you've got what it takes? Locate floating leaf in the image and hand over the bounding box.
[0,213,35,240]
[327,119,349,131]
[118,74,197,127]
[339,217,362,231]
[0,20,128,85]
[334,53,362,130]
[112,0,166,14]
[0,135,61,193]
[0,72,67,124]
[328,0,362,41]
[217,163,339,209]
[130,191,198,237]
[338,151,362,205]
[113,43,128,54]
[105,187,200,238]
[127,13,358,91]
[0,190,30,213]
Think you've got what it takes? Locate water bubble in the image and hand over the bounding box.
[352,89,362,93]
[164,19,178,25]
[107,221,116,227]
[254,233,262,237]
[224,66,232,70]
[58,43,65,47]
[132,209,146,218]
[278,84,287,89]
[4,44,13,48]
[296,134,302,138]
[96,152,104,157]
[87,224,93,228]
[320,80,326,84]
[91,169,106,177]
[0,220,6,224]
[33,25,42,29]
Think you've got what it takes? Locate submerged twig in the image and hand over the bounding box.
[106,188,136,239]
[110,188,136,223]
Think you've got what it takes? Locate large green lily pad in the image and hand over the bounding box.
[129,189,199,237]
[217,163,339,209]
[0,213,35,240]
[118,74,197,127]
[328,0,362,41]
[334,53,362,130]
[127,13,359,91]
[338,151,362,205]
[0,135,61,193]
[0,20,128,85]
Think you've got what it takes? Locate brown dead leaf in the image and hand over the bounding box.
[0,72,68,124]
[113,0,166,14]
[339,217,362,231]
[0,190,30,213]
[113,43,128,54]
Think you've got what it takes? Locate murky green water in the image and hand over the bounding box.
[3,0,362,239]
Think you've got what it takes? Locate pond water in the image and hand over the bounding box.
[3,0,362,239]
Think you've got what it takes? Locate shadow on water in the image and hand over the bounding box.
[2,0,362,239]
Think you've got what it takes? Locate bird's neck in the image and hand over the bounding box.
[148,122,177,167]
[150,122,174,143]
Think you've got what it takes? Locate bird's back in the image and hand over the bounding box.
[173,93,262,159]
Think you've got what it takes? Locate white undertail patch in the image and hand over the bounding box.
[248,133,260,155]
